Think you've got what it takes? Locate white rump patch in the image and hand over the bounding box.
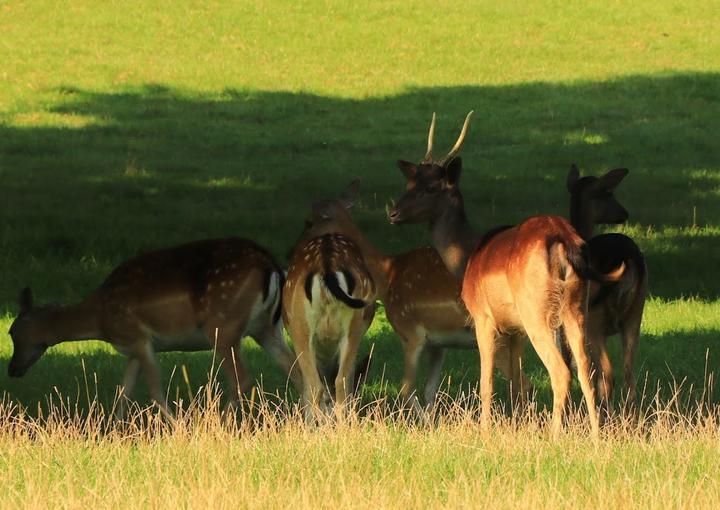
[266,271,280,303]
[335,271,350,295]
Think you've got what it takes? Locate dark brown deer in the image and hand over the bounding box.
[387,112,624,437]
[567,164,647,409]
[283,220,376,421]
[7,238,303,415]
[301,180,533,413]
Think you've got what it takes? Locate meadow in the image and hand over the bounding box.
[1,1,720,507]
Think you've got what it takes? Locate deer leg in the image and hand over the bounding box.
[592,335,614,420]
[398,330,425,414]
[474,315,497,432]
[289,323,326,423]
[528,330,572,438]
[134,342,171,417]
[561,302,600,439]
[424,345,446,410]
[620,316,641,410]
[514,336,534,403]
[116,357,141,419]
[217,343,251,413]
[496,334,532,409]
[255,321,304,393]
[202,321,252,412]
[335,321,362,415]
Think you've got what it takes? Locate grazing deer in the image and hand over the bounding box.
[387,112,624,437]
[566,164,647,409]
[7,238,303,415]
[301,180,533,412]
[283,220,376,421]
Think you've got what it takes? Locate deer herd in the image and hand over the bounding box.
[7,112,647,436]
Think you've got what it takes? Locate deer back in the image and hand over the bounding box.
[95,238,285,341]
[285,233,375,314]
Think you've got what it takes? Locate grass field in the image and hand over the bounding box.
[1,1,720,507]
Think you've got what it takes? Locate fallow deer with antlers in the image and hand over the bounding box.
[387,112,624,437]
[300,180,533,413]
[283,211,376,421]
[8,238,303,415]
[566,164,647,410]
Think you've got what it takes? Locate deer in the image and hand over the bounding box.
[386,112,624,437]
[566,164,648,410]
[7,238,304,416]
[300,180,533,414]
[283,216,376,422]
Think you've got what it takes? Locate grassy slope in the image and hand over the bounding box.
[0,1,719,506]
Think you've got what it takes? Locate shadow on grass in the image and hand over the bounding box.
[2,326,719,416]
[369,326,720,412]
[0,342,301,413]
[1,72,720,408]
[1,72,719,310]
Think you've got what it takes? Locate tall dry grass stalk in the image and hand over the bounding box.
[1,369,719,510]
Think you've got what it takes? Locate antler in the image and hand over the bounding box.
[422,112,436,163]
[437,111,473,167]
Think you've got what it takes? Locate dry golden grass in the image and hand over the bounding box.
[1,380,719,510]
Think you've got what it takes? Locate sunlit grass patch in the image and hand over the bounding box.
[9,111,106,129]
[563,130,608,146]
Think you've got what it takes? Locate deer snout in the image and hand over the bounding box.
[7,359,25,378]
[613,207,629,224]
[387,206,402,224]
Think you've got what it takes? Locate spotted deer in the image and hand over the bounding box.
[387,112,624,437]
[301,179,533,412]
[566,164,647,409]
[283,222,376,421]
[7,238,303,415]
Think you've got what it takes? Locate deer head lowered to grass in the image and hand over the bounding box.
[387,112,625,437]
[7,238,304,416]
[566,164,648,411]
[300,179,533,413]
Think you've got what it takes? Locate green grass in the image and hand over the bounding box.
[0,1,719,506]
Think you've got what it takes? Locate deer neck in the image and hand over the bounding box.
[570,195,595,241]
[429,195,477,282]
[570,205,595,241]
[43,299,103,346]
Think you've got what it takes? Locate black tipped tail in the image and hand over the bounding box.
[566,242,625,283]
[323,272,367,309]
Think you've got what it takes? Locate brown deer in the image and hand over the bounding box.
[566,164,647,409]
[283,220,376,421]
[300,179,533,412]
[7,238,303,415]
[387,112,624,437]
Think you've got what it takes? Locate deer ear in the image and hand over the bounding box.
[596,168,629,191]
[396,160,417,180]
[445,157,462,185]
[19,287,34,312]
[311,201,331,219]
[567,164,580,192]
[339,179,360,209]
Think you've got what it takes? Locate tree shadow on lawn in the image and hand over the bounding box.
[1,72,720,409]
[1,72,719,311]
